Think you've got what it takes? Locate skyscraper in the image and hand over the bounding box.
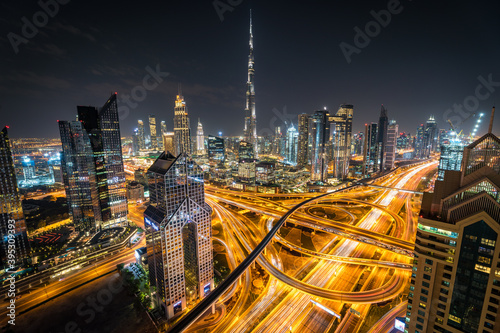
[207,135,225,164]
[383,119,398,171]
[160,120,167,150]
[437,131,465,181]
[196,118,205,155]
[415,123,425,158]
[285,124,299,165]
[161,120,167,135]
[330,104,353,179]
[362,122,378,177]
[406,132,500,333]
[377,105,388,172]
[238,141,254,161]
[59,93,128,231]
[132,128,140,155]
[424,115,438,157]
[145,152,213,319]
[352,131,364,156]
[297,113,309,166]
[0,127,30,268]
[137,120,146,151]
[174,93,191,156]
[243,10,257,156]
[309,110,330,182]
[149,115,157,151]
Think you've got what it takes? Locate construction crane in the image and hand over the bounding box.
[447,111,484,138]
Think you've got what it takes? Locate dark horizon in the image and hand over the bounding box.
[1,0,499,139]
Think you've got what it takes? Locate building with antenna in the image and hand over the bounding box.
[243,10,257,157]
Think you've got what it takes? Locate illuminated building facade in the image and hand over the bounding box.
[256,161,275,185]
[383,119,398,171]
[59,93,128,231]
[352,131,364,155]
[238,141,254,161]
[196,118,205,155]
[362,122,378,177]
[238,160,256,184]
[149,114,157,151]
[0,127,30,268]
[138,120,146,150]
[285,124,298,165]
[174,93,191,156]
[437,131,465,181]
[163,132,175,154]
[309,110,330,182]
[406,132,500,333]
[207,135,225,164]
[377,105,388,172]
[330,104,353,179]
[160,120,167,150]
[415,123,425,158]
[21,156,36,182]
[145,152,213,319]
[424,115,438,156]
[297,113,309,166]
[243,11,257,156]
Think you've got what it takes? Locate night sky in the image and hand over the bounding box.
[1,0,499,138]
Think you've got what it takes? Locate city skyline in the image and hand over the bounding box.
[1,1,500,139]
[2,1,500,332]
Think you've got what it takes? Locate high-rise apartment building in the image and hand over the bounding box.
[406,131,500,333]
[174,93,191,156]
[0,127,30,268]
[59,93,128,231]
[149,114,157,151]
[145,152,213,319]
[285,124,298,165]
[297,113,309,166]
[362,122,378,177]
[330,104,353,179]
[309,110,330,182]
[383,120,398,171]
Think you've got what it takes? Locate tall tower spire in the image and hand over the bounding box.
[244,9,257,157]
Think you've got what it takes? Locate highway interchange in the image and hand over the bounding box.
[8,160,437,333]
